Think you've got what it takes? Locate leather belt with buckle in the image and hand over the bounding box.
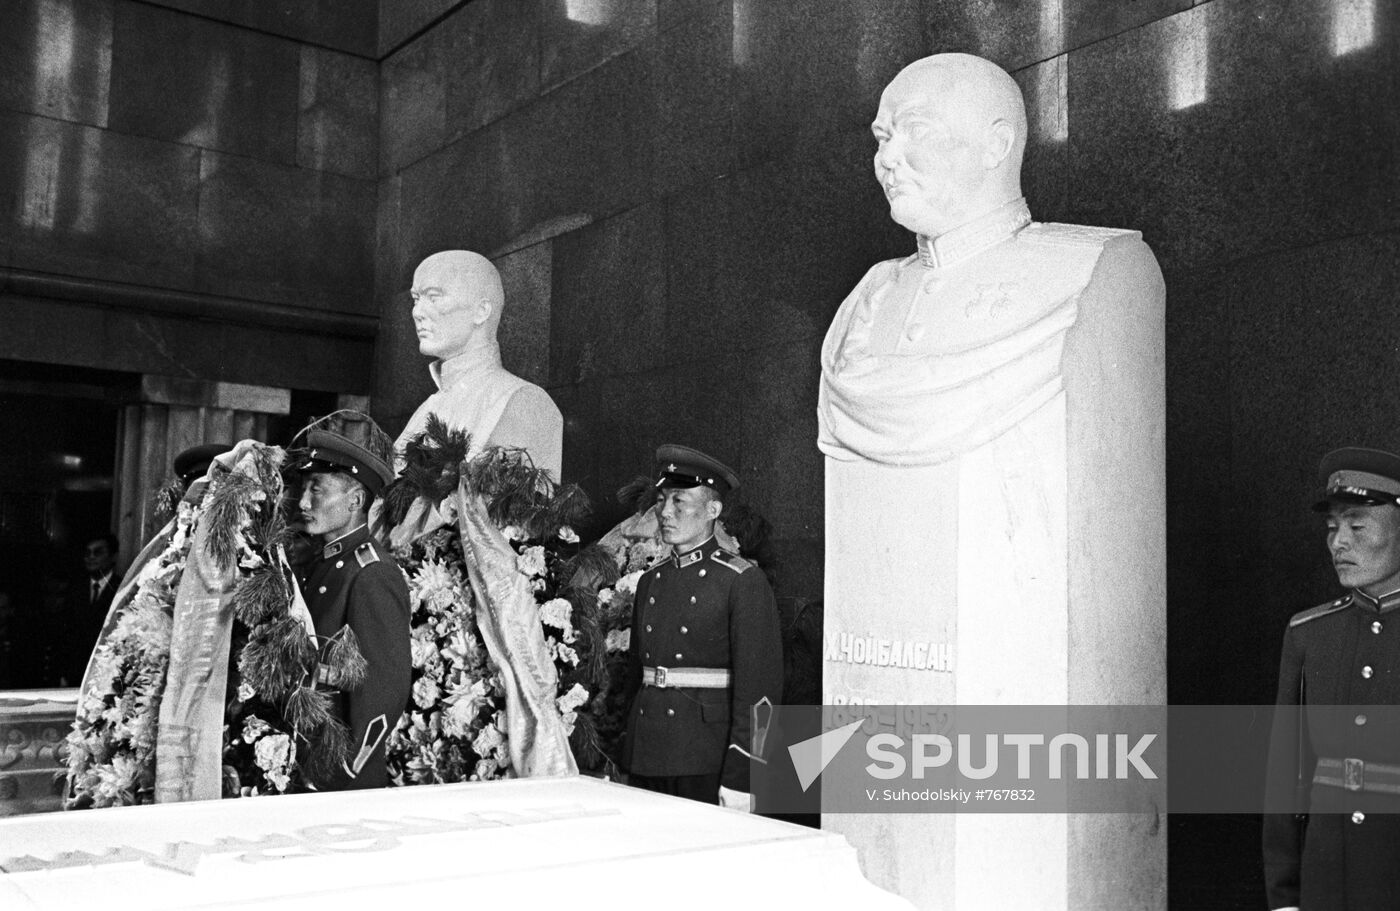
[1314,757,1400,795]
[642,666,731,689]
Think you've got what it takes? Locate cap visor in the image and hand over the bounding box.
[1313,492,1394,512]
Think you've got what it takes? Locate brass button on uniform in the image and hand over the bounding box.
[1363,666,1374,679]
[690,596,697,604]
[1356,714,1368,726]
[1373,621,1384,634]
[666,709,675,717]
[698,569,707,577]
[335,560,344,569]
[646,625,653,632]
[318,585,327,594]
[649,597,656,604]
[639,708,645,716]
[680,626,689,634]
[1352,811,1366,824]
[675,653,683,661]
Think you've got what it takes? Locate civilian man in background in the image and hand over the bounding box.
[58,533,119,684]
[1265,447,1400,911]
[296,430,410,790]
[624,444,783,811]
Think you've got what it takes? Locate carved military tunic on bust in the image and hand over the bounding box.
[820,196,1143,467]
[394,351,562,479]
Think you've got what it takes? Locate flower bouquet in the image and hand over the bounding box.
[64,442,367,807]
[380,416,620,783]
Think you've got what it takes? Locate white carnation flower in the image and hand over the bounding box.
[538,598,574,631]
[516,546,547,578]
[413,676,442,709]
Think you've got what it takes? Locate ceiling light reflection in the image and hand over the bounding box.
[1167,8,1209,111]
[1332,0,1375,55]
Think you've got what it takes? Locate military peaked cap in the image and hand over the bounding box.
[299,430,394,496]
[654,443,739,495]
[173,443,230,484]
[1313,446,1400,511]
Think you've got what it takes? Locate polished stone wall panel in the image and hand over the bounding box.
[298,46,378,180]
[109,2,299,165]
[732,0,923,170]
[653,2,735,196]
[550,205,666,386]
[380,0,463,57]
[148,0,378,57]
[0,110,201,289]
[659,0,721,30]
[585,350,746,503]
[724,129,910,350]
[739,338,823,541]
[443,0,541,139]
[1068,0,1400,275]
[0,0,113,128]
[196,152,376,313]
[540,0,657,90]
[1064,0,1191,51]
[738,337,825,603]
[514,46,660,235]
[662,177,741,359]
[0,297,369,392]
[1011,55,1071,218]
[495,240,554,387]
[379,24,448,175]
[921,0,1060,77]
[385,145,467,288]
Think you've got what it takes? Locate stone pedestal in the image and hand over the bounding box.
[112,376,290,553]
[821,235,1166,908]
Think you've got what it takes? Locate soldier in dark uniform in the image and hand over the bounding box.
[624,444,783,810]
[295,430,411,790]
[1265,447,1400,911]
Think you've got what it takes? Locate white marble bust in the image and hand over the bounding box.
[396,250,563,479]
[817,54,1165,909]
[819,53,1159,466]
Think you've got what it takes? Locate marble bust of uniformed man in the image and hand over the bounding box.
[817,53,1165,908]
[397,250,562,479]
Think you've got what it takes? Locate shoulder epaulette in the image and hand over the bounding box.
[1020,222,1140,248]
[1289,595,1352,627]
[710,549,753,574]
[355,541,380,567]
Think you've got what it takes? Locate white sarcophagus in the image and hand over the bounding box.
[0,776,909,910]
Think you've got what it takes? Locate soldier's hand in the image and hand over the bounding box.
[718,785,753,812]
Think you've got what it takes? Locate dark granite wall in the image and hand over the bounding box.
[0,0,379,393]
[376,2,1398,904]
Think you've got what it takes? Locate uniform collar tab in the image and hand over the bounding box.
[670,535,715,567]
[1352,587,1400,614]
[322,523,368,560]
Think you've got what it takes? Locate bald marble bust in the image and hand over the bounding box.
[397,251,563,480]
